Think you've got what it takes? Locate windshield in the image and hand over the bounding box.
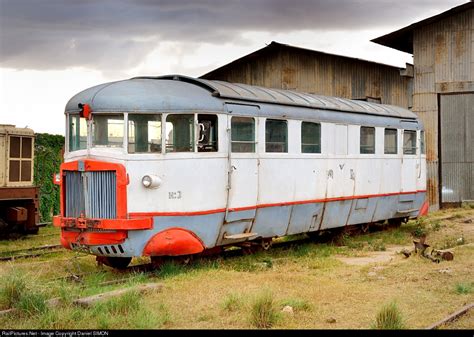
[92,114,124,148]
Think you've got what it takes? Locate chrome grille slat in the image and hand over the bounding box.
[64,170,117,219]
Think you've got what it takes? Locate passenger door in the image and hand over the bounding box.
[217,105,259,245]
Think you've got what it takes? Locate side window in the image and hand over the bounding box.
[420,130,425,154]
[128,114,162,153]
[8,136,33,182]
[360,126,375,154]
[231,117,255,153]
[265,119,287,153]
[403,130,417,154]
[198,114,218,152]
[384,128,398,154]
[165,114,194,152]
[69,114,87,151]
[301,122,321,153]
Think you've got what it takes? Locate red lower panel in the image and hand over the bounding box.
[143,228,205,256]
[60,230,127,249]
[418,200,429,217]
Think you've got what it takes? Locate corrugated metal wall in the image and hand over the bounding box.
[440,93,474,203]
[413,8,474,208]
[203,46,411,108]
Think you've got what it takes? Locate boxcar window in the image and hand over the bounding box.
[403,130,417,154]
[128,114,162,153]
[198,114,218,152]
[8,136,33,182]
[360,126,375,154]
[265,119,287,153]
[165,114,194,152]
[92,114,124,148]
[384,128,398,154]
[420,131,425,154]
[69,115,87,151]
[301,122,321,153]
[231,117,255,153]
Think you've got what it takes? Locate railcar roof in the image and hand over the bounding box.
[65,75,417,119]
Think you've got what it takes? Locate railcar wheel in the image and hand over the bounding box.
[96,256,132,269]
[261,239,272,251]
[388,218,402,229]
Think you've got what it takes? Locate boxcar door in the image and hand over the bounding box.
[217,105,259,246]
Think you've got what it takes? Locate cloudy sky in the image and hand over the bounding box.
[0,0,466,135]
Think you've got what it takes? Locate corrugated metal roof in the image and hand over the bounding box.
[372,2,474,54]
[151,75,417,119]
[200,41,406,79]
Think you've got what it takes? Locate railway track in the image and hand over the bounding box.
[0,244,64,261]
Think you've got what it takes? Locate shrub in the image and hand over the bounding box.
[250,290,279,329]
[372,302,405,330]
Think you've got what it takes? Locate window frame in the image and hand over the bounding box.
[265,118,288,153]
[8,135,34,183]
[360,126,376,154]
[68,113,88,152]
[231,116,256,153]
[91,113,125,149]
[403,130,417,155]
[301,121,321,154]
[384,128,398,155]
[420,130,425,155]
[127,113,163,154]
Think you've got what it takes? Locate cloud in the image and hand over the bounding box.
[0,0,463,71]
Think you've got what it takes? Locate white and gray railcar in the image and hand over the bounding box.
[53,75,428,268]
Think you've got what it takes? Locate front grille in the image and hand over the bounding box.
[64,171,117,219]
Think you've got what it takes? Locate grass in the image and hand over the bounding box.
[250,290,279,329]
[0,269,27,309]
[0,207,473,329]
[372,302,405,329]
[455,282,472,295]
[221,293,243,312]
[280,298,312,312]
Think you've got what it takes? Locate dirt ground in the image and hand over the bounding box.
[0,207,472,329]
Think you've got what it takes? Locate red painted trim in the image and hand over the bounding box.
[53,215,152,230]
[59,160,128,219]
[129,190,428,217]
[143,227,205,256]
[60,229,127,249]
[418,200,429,217]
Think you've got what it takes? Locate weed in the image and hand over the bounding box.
[412,223,427,238]
[16,291,48,315]
[0,270,27,308]
[431,221,442,231]
[222,293,242,312]
[250,290,279,329]
[158,261,186,278]
[452,213,463,219]
[280,298,312,312]
[93,290,140,316]
[369,240,386,251]
[440,236,465,249]
[372,302,405,330]
[455,283,472,295]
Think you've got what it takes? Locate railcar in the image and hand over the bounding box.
[53,75,428,268]
[0,124,40,236]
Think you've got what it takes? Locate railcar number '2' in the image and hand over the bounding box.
[53,75,428,269]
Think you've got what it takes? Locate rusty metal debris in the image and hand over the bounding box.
[400,236,454,263]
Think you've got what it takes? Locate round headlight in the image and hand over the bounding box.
[142,175,161,188]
